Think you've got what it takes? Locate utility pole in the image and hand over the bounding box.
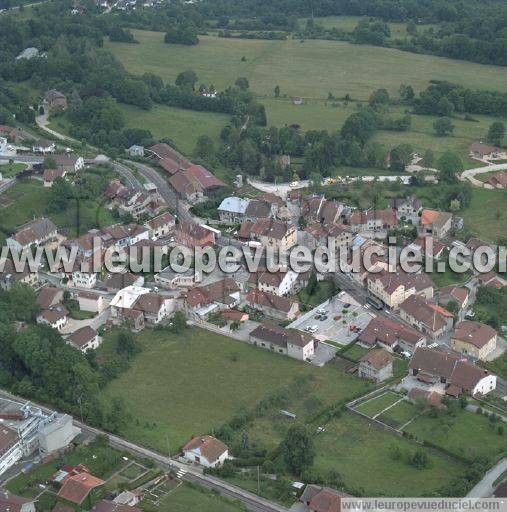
[257,465,260,495]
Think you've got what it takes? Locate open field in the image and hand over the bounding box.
[460,188,507,243]
[405,409,507,461]
[312,413,465,496]
[118,104,230,155]
[101,327,371,450]
[107,31,507,101]
[0,180,115,244]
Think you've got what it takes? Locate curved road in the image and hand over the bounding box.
[460,162,507,188]
[467,457,507,498]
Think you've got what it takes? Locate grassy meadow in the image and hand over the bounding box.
[100,326,370,451]
[107,31,507,101]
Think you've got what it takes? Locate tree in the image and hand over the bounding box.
[194,135,215,160]
[423,149,434,167]
[433,117,454,137]
[164,22,199,45]
[449,199,461,212]
[437,151,463,183]
[487,121,505,146]
[274,85,280,98]
[389,144,413,172]
[116,331,139,357]
[369,88,389,108]
[43,156,57,169]
[410,449,429,469]
[281,424,315,475]
[399,84,415,102]
[235,77,249,91]
[175,70,198,90]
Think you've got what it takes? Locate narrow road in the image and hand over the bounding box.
[0,388,287,512]
[466,458,507,497]
[111,161,143,192]
[460,163,507,188]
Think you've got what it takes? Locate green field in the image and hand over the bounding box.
[460,188,507,243]
[0,162,27,178]
[141,482,245,512]
[100,327,370,451]
[0,180,115,243]
[107,31,507,101]
[355,391,403,417]
[378,400,420,429]
[312,413,465,497]
[405,409,507,461]
[118,103,231,155]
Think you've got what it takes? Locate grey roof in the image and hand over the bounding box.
[218,197,250,214]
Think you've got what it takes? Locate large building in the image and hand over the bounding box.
[0,398,80,477]
[451,321,497,361]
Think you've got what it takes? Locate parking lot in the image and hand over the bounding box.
[288,291,375,346]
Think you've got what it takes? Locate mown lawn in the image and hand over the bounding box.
[405,409,507,461]
[101,326,370,451]
[107,31,507,101]
[313,412,465,497]
[378,400,420,429]
[355,391,403,417]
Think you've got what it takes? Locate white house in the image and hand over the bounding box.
[67,326,101,352]
[36,305,68,331]
[182,436,228,468]
[72,270,97,289]
[78,290,105,313]
[250,270,299,297]
[145,212,175,240]
[32,139,55,153]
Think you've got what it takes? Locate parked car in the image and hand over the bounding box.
[320,315,328,321]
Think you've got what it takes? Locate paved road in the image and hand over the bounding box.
[112,161,143,191]
[125,160,192,222]
[467,457,507,497]
[460,162,507,188]
[0,389,288,512]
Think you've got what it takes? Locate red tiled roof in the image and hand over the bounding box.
[182,435,228,463]
[58,472,104,505]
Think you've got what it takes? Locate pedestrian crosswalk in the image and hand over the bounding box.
[176,468,186,479]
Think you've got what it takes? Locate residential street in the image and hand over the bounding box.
[460,162,507,187]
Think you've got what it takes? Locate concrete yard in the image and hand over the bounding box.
[288,291,375,345]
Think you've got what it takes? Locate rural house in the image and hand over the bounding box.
[420,209,453,239]
[43,90,67,111]
[32,139,55,154]
[249,323,316,361]
[36,304,69,331]
[43,167,66,187]
[0,492,36,512]
[58,470,105,507]
[185,278,240,316]
[248,218,297,252]
[399,295,454,339]
[145,212,175,240]
[77,290,105,313]
[438,285,469,312]
[174,222,215,249]
[299,484,347,512]
[67,326,101,352]
[408,347,496,397]
[358,315,426,354]
[6,218,58,250]
[246,289,300,321]
[358,348,394,383]
[182,435,229,468]
[248,270,299,297]
[451,320,497,360]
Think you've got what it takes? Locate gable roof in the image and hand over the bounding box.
[37,286,60,309]
[453,320,496,349]
[186,164,226,190]
[400,295,452,332]
[359,348,393,370]
[246,288,298,313]
[0,492,33,512]
[244,199,271,219]
[251,218,293,240]
[250,322,315,349]
[68,326,98,349]
[11,217,57,246]
[146,212,175,230]
[358,316,423,348]
[58,472,105,505]
[182,435,228,463]
[186,278,239,308]
[439,285,469,307]
[218,197,250,214]
[420,209,452,228]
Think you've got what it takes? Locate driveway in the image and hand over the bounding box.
[460,162,507,187]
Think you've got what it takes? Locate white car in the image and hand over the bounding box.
[289,181,299,188]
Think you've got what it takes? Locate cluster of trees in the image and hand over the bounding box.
[164,21,199,45]
[0,284,135,434]
[413,81,507,118]
[193,0,507,66]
